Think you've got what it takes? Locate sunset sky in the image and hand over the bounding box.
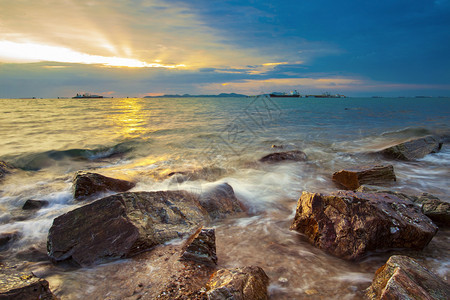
[1,0,449,98]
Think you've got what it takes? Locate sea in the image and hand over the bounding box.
[0,96,449,299]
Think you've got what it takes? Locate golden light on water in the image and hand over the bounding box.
[108,98,149,138]
[0,41,186,68]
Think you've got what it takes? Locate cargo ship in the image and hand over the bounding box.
[73,93,104,99]
[269,90,301,98]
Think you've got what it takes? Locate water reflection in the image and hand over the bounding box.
[108,98,149,139]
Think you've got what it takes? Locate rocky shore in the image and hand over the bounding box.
[1,135,450,299]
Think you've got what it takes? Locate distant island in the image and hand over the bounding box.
[144,93,248,98]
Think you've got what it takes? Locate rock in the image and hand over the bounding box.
[332,165,396,190]
[22,199,49,210]
[290,191,438,260]
[367,255,450,299]
[380,135,442,160]
[259,150,307,163]
[0,264,57,299]
[73,171,136,200]
[0,160,14,181]
[356,186,450,227]
[206,266,270,300]
[0,231,21,251]
[198,183,245,219]
[180,227,217,266]
[47,191,208,266]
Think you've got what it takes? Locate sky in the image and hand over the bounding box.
[0,0,449,98]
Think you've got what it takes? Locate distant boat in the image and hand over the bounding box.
[73,93,104,99]
[305,92,346,98]
[269,90,301,98]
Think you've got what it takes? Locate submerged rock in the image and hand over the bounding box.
[73,171,136,200]
[356,186,450,227]
[0,264,57,299]
[180,227,217,266]
[367,255,450,299]
[47,191,208,266]
[22,199,49,210]
[0,231,21,251]
[206,266,270,300]
[259,150,307,163]
[290,191,438,260]
[332,165,396,190]
[379,135,442,160]
[198,183,245,219]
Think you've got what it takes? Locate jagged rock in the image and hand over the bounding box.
[0,231,21,251]
[332,165,396,190]
[22,199,49,210]
[259,150,307,163]
[0,264,57,299]
[356,186,450,226]
[47,191,208,266]
[73,171,136,200]
[206,266,270,300]
[380,135,442,160]
[290,191,438,260]
[180,227,217,266]
[0,160,14,181]
[367,255,450,299]
[198,183,245,219]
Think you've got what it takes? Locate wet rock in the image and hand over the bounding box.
[356,186,450,226]
[0,160,14,181]
[22,199,49,210]
[0,231,21,251]
[332,165,396,190]
[367,255,450,299]
[181,227,217,266]
[47,191,208,266]
[206,266,270,300]
[379,135,442,160]
[290,191,438,260]
[259,150,307,163]
[73,171,136,200]
[167,166,228,183]
[0,264,57,299]
[198,183,245,219]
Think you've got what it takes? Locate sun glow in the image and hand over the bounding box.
[0,41,186,68]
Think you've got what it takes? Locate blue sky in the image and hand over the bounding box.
[0,0,449,97]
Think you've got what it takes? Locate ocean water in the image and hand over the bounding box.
[0,96,449,299]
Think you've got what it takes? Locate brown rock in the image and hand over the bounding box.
[332,165,396,190]
[0,264,57,299]
[206,266,270,300]
[356,186,450,227]
[181,227,217,266]
[73,171,136,200]
[290,191,438,260]
[198,183,245,219]
[380,135,442,160]
[259,150,307,163]
[47,191,208,266]
[367,255,450,299]
[22,199,49,210]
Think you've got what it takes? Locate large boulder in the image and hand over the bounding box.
[290,191,438,260]
[198,183,245,219]
[47,191,208,266]
[367,255,450,299]
[332,165,396,190]
[356,186,450,226]
[206,266,270,300]
[259,150,307,163]
[73,171,136,200]
[379,135,442,160]
[0,264,57,299]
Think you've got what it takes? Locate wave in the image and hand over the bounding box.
[7,140,143,171]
